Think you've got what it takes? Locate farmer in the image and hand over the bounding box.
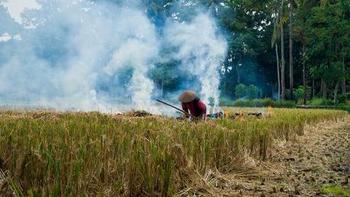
[179,91,207,120]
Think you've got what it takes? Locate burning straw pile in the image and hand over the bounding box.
[0,109,347,196]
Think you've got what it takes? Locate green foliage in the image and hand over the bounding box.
[235,84,261,99]
[294,85,311,101]
[247,85,261,99]
[235,84,247,98]
[338,94,347,104]
[274,100,297,108]
[308,97,334,106]
[337,103,350,112]
[347,93,350,100]
[232,98,295,108]
[219,97,235,106]
[305,0,350,87]
[337,93,350,104]
[148,62,181,92]
[226,0,349,99]
[321,185,350,197]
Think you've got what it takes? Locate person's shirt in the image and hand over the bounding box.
[181,99,207,117]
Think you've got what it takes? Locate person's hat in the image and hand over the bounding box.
[179,91,197,103]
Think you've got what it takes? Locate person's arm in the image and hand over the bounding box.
[182,103,190,118]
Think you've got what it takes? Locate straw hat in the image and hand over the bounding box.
[179,91,197,103]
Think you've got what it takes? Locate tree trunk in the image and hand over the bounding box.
[334,82,339,104]
[280,0,286,100]
[321,79,327,99]
[289,0,294,100]
[275,44,281,100]
[302,44,307,105]
[312,79,315,98]
[341,55,346,94]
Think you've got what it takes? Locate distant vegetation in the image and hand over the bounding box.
[142,0,350,103]
[220,97,293,108]
[221,83,350,111]
[0,109,346,196]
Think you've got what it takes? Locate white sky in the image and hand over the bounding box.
[1,0,41,24]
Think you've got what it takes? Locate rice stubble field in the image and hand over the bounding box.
[0,108,348,196]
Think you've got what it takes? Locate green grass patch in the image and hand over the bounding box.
[322,185,350,197]
[224,98,296,108]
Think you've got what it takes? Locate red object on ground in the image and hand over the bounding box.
[181,99,207,117]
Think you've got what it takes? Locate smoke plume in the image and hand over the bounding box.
[0,0,227,114]
[164,14,227,110]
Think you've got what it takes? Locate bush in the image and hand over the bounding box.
[337,103,350,112]
[294,85,311,101]
[274,100,296,108]
[256,98,275,107]
[233,99,253,107]
[247,85,260,99]
[337,94,347,104]
[337,93,350,103]
[232,98,296,108]
[308,98,333,106]
[219,97,235,106]
[235,84,247,99]
[234,84,261,99]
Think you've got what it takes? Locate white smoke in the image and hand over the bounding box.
[0,0,227,114]
[164,14,227,111]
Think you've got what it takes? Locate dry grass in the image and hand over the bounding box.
[0,108,347,196]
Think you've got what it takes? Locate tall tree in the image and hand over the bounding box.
[288,0,294,99]
[280,0,286,99]
[304,0,350,100]
[222,0,273,96]
[276,44,281,100]
[294,0,313,103]
[272,0,281,100]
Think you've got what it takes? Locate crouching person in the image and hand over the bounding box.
[179,91,207,121]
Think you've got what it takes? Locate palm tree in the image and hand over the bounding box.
[280,4,286,100]
[272,0,288,100]
[289,0,294,100]
[272,8,281,100]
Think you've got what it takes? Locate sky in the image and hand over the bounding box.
[0,0,41,24]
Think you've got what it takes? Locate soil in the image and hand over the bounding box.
[187,116,350,196]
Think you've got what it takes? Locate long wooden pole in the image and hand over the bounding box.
[155,99,189,115]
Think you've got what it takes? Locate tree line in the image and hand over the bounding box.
[135,0,350,103]
[270,0,350,103]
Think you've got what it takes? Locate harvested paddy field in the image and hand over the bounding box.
[0,108,348,196]
[194,115,350,196]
